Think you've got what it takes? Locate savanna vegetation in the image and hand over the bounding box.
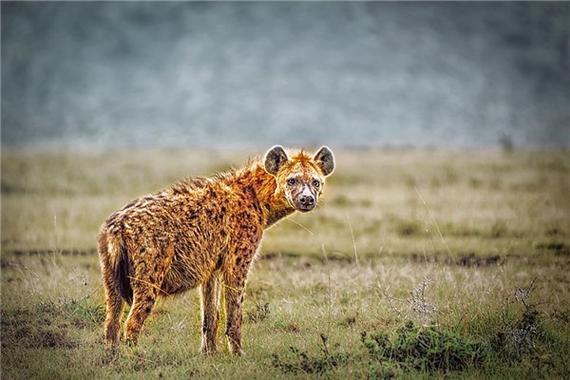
[1,148,569,378]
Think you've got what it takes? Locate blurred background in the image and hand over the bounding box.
[2,2,569,150]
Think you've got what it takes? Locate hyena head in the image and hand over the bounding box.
[264,145,335,212]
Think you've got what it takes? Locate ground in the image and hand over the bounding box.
[1,148,569,379]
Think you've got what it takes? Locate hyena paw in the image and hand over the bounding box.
[200,343,218,355]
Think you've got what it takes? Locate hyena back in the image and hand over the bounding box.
[98,146,334,354]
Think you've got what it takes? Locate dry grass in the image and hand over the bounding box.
[1,148,569,378]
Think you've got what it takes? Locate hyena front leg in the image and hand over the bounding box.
[200,273,221,354]
[223,279,245,355]
[222,253,255,355]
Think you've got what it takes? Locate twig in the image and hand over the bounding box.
[286,218,314,235]
[346,214,359,266]
[414,186,453,256]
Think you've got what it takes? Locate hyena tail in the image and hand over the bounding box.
[99,230,133,305]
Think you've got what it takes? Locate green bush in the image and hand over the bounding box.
[271,334,349,375]
[361,321,488,372]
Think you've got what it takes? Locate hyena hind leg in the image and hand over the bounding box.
[200,274,221,355]
[99,232,125,347]
[103,283,125,347]
[122,243,174,346]
[124,287,157,346]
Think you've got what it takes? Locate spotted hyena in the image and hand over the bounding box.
[98,146,335,354]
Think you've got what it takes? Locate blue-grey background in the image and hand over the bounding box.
[2,2,569,149]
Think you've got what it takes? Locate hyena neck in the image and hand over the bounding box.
[235,164,295,228]
[265,205,295,228]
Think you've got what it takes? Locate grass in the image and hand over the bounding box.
[1,148,569,378]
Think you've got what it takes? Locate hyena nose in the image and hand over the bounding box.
[300,195,315,206]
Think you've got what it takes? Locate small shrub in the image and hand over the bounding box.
[385,277,437,325]
[246,302,270,323]
[408,279,437,324]
[492,311,543,359]
[492,280,553,360]
[63,297,105,325]
[361,321,488,372]
[271,334,349,375]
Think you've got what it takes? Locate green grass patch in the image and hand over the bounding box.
[362,321,488,372]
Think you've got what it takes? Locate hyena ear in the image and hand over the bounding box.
[264,145,289,175]
[313,146,335,176]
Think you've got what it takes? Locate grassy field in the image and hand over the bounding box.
[1,148,569,379]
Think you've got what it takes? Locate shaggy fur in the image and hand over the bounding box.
[98,146,335,354]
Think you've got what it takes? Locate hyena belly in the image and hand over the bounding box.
[159,208,232,296]
[161,245,224,295]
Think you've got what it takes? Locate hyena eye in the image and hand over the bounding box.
[287,178,297,186]
[312,179,320,188]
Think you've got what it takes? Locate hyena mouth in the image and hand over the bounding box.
[293,197,316,212]
[296,204,316,212]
